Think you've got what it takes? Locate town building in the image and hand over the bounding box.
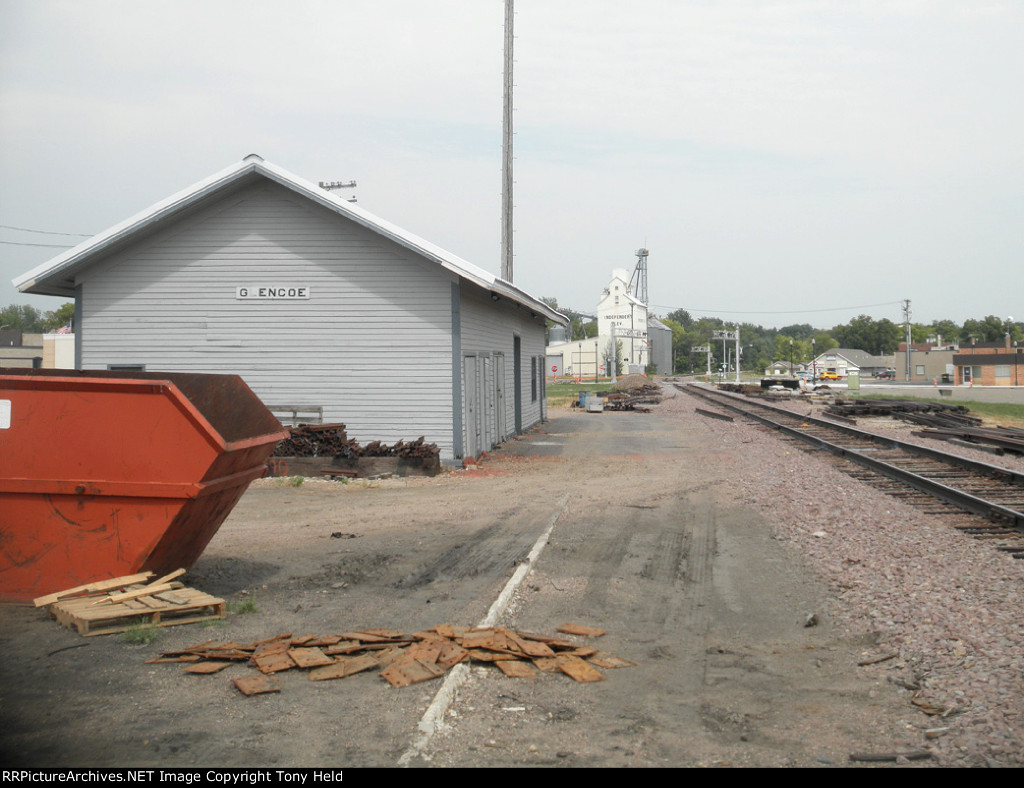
[953,336,1023,386]
[14,154,567,462]
[808,348,893,379]
[894,340,958,383]
[546,268,655,378]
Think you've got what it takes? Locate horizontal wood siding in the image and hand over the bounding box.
[459,285,548,440]
[78,181,456,457]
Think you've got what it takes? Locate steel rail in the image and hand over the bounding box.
[677,383,1024,530]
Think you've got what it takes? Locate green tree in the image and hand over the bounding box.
[963,315,1021,343]
[926,320,961,344]
[541,297,597,342]
[665,308,693,328]
[832,315,901,354]
[42,303,74,332]
[0,304,46,332]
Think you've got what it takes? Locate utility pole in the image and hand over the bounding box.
[501,0,514,283]
[902,299,912,381]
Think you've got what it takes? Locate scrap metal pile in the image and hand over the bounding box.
[149,623,635,696]
[911,424,1024,456]
[826,398,981,427]
[571,375,664,412]
[272,423,439,460]
[827,398,1024,455]
[602,383,663,412]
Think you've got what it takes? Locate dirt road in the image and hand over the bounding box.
[0,386,928,768]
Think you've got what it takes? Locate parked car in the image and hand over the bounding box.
[876,370,895,379]
[819,371,842,381]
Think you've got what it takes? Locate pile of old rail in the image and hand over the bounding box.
[676,383,1024,556]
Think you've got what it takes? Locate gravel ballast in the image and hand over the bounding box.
[662,384,1024,767]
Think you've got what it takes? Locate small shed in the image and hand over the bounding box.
[14,154,567,462]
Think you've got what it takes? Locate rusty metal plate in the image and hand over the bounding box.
[288,647,334,668]
[372,646,407,668]
[344,629,409,642]
[588,653,637,669]
[436,641,469,670]
[253,652,296,674]
[308,655,379,681]
[518,631,577,649]
[496,660,538,678]
[555,655,606,682]
[508,635,555,658]
[184,661,233,674]
[290,634,318,646]
[252,638,292,658]
[380,658,446,687]
[460,629,499,650]
[468,649,518,662]
[304,634,344,647]
[557,623,606,638]
[531,657,562,672]
[233,674,281,696]
[324,640,363,655]
[405,640,444,664]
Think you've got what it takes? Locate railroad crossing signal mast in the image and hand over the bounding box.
[712,328,740,383]
[629,247,649,306]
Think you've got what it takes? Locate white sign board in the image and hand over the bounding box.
[236,286,310,300]
[0,400,10,429]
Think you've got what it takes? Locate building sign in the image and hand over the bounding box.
[236,286,310,300]
[614,328,647,339]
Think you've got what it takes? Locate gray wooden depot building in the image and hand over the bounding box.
[15,154,567,462]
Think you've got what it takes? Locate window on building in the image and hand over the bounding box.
[915,365,925,375]
[531,357,537,402]
[107,364,146,371]
[995,365,1010,379]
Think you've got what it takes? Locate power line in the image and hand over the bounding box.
[0,239,75,248]
[650,300,904,317]
[0,224,92,237]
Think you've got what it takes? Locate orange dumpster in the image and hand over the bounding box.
[0,369,289,602]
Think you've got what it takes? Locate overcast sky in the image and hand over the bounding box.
[1,1,1021,329]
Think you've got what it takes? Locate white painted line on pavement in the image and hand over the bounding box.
[397,493,571,766]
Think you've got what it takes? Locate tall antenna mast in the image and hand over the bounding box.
[629,247,649,305]
[501,0,514,282]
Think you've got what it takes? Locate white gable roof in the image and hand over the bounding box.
[14,154,567,325]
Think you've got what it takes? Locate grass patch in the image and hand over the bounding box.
[547,382,612,408]
[273,475,305,488]
[120,623,160,645]
[227,597,258,615]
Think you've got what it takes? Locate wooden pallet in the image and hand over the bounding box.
[52,586,225,637]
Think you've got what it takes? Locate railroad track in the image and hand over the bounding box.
[676,383,1024,557]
